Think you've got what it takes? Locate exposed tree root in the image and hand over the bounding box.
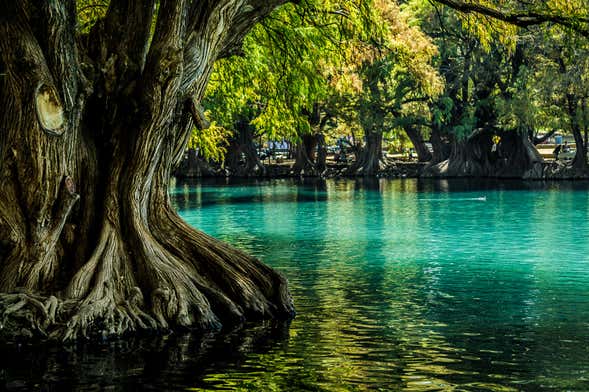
[152,206,295,322]
[348,156,387,177]
[0,292,64,339]
[0,0,296,344]
[422,129,543,178]
[0,212,294,342]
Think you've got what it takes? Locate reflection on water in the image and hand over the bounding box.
[171,178,589,391]
[3,178,589,391]
[0,321,290,391]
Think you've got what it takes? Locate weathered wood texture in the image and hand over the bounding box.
[0,0,293,341]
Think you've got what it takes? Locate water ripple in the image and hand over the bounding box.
[5,178,587,391]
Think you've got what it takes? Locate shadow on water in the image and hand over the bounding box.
[0,321,291,391]
[172,177,330,207]
[6,178,589,390]
[413,177,589,193]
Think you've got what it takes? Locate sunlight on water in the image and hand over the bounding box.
[172,178,589,391]
[3,178,589,391]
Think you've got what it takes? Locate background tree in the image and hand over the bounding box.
[528,32,589,170]
[359,0,441,174]
[417,1,584,177]
[201,0,373,177]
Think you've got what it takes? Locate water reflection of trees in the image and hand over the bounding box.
[163,178,589,390]
[263,178,475,389]
[0,322,291,390]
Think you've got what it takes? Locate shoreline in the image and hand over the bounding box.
[175,160,589,181]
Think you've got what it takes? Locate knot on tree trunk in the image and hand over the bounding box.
[35,83,64,135]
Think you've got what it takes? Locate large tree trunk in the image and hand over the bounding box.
[0,0,293,341]
[404,125,432,162]
[291,133,324,176]
[422,129,543,178]
[348,131,385,176]
[225,119,265,177]
[429,123,451,164]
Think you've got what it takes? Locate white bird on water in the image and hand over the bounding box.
[419,195,487,201]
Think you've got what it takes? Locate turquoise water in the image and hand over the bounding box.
[172,178,589,391]
[3,178,589,391]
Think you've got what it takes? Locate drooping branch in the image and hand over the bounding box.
[181,0,290,98]
[432,0,589,37]
[219,0,291,59]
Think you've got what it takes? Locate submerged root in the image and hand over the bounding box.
[0,292,65,339]
[61,285,160,341]
[0,289,160,341]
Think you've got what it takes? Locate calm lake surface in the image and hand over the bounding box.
[3,178,589,391]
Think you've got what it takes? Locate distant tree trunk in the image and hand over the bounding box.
[572,125,587,171]
[404,125,432,162]
[429,123,450,164]
[567,95,588,171]
[292,133,322,176]
[315,133,327,173]
[225,119,265,177]
[423,129,543,178]
[349,131,385,176]
[174,148,220,178]
[0,0,293,341]
[293,103,328,176]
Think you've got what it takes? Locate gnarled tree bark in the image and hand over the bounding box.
[422,128,543,178]
[348,131,386,176]
[0,0,293,341]
[225,119,265,177]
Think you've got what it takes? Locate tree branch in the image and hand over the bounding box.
[142,0,187,109]
[188,97,211,130]
[181,0,290,98]
[432,0,589,37]
[90,0,157,71]
[218,0,291,59]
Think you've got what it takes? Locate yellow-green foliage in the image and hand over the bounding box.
[203,0,376,147]
[77,0,108,32]
[188,123,232,163]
